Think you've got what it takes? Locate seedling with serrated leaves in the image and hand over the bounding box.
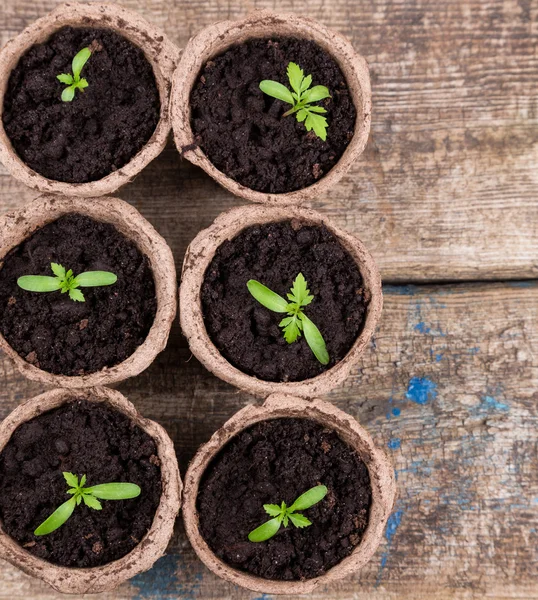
[248,485,328,542]
[34,472,141,536]
[259,62,331,140]
[17,262,117,302]
[247,273,329,365]
[57,47,92,102]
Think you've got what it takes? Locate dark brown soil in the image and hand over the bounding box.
[0,399,162,568]
[201,220,367,382]
[190,37,356,193]
[0,214,157,376]
[3,26,160,183]
[198,417,371,580]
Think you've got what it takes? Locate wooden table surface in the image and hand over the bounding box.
[0,0,537,598]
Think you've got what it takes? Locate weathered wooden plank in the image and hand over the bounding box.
[1,0,537,282]
[0,281,536,598]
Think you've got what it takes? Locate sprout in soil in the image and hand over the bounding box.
[259,62,331,140]
[34,472,141,536]
[57,47,92,102]
[247,272,329,365]
[248,485,328,542]
[17,262,117,303]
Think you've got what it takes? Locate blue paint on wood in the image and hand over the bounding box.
[383,284,418,295]
[375,509,404,586]
[435,353,443,362]
[392,407,401,416]
[406,377,438,405]
[414,321,431,334]
[482,395,509,412]
[388,438,401,450]
[131,554,202,600]
[385,510,404,543]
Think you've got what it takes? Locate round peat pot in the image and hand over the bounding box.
[171,10,371,205]
[0,2,179,196]
[180,205,382,398]
[183,394,395,594]
[0,194,177,388]
[0,387,181,594]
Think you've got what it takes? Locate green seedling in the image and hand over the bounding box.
[248,485,328,542]
[259,62,331,140]
[34,472,141,536]
[247,273,329,365]
[57,47,92,102]
[17,262,117,302]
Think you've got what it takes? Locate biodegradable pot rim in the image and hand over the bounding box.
[183,393,396,594]
[170,10,371,205]
[0,193,177,388]
[0,386,182,594]
[179,204,382,398]
[0,2,180,197]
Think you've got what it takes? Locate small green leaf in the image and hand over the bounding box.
[76,495,82,505]
[247,280,289,313]
[61,86,76,102]
[50,263,66,279]
[287,62,304,95]
[82,494,102,510]
[63,472,79,488]
[300,314,329,364]
[72,47,91,80]
[69,288,85,302]
[34,496,77,536]
[296,108,309,123]
[17,276,62,293]
[56,73,73,85]
[86,483,141,500]
[79,475,86,487]
[281,316,301,344]
[264,504,282,517]
[77,78,89,90]
[282,513,289,527]
[288,273,312,307]
[307,106,327,114]
[289,513,312,528]
[289,485,328,512]
[303,85,331,103]
[300,74,312,93]
[259,80,294,105]
[67,488,77,495]
[248,517,282,542]
[74,271,117,288]
[304,112,328,141]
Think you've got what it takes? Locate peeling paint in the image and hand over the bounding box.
[406,377,438,405]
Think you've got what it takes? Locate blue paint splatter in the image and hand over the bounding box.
[252,595,273,600]
[383,284,418,296]
[406,377,438,405]
[392,407,401,416]
[376,509,404,586]
[414,321,431,334]
[131,554,202,600]
[385,510,403,543]
[508,281,536,289]
[435,353,443,362]
[482,395,509,412]
[468,347,480,355]
[387,438,401,450]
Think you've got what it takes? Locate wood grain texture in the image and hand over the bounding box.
[0,0,537,598]
[0,283,537,598]
[1,0,537,282]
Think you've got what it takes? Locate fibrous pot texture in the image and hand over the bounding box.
[0,194,177,388]
[171,10,371,205]
[0,387,182,594]
[182,394,396,595]
[0,2,179,196]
